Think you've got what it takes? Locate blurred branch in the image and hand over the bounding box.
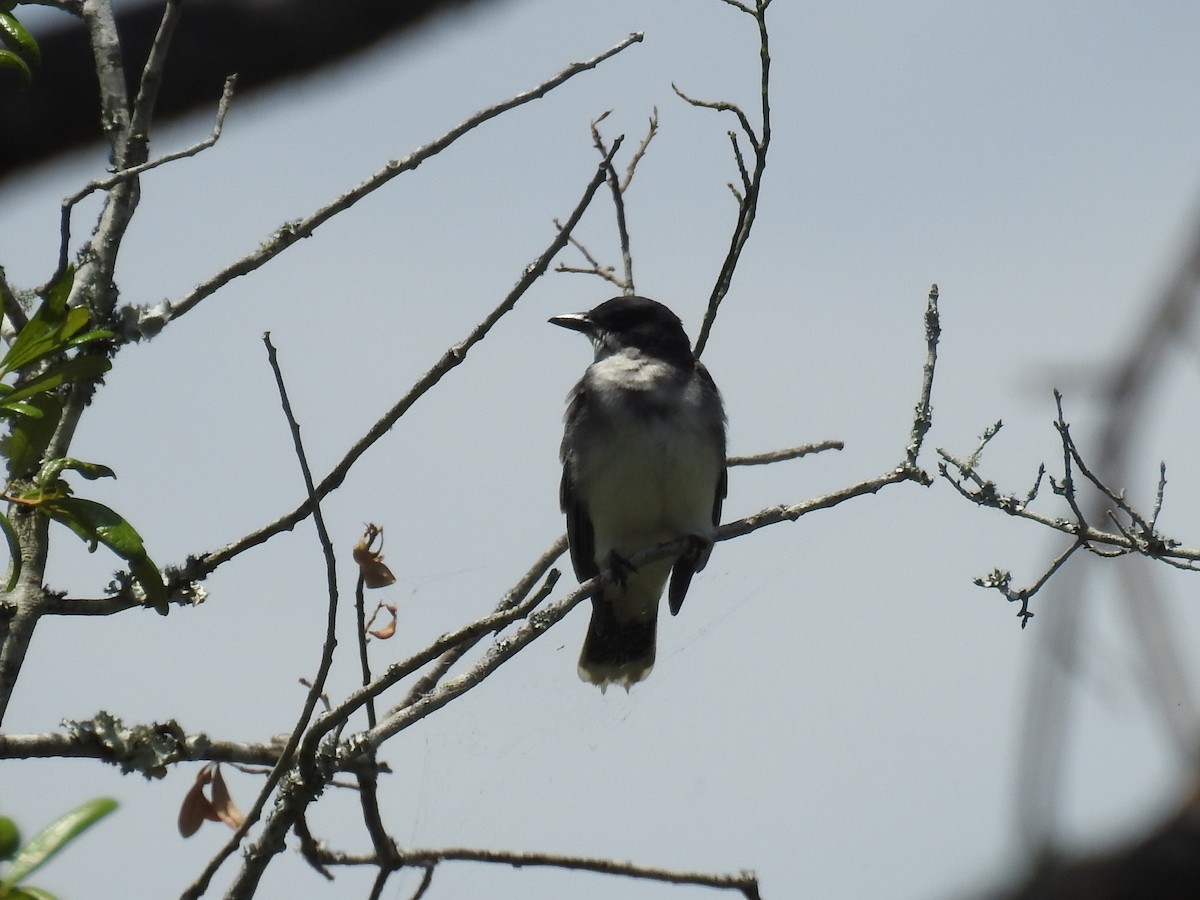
[0,0,516,179]
[1013,197,1200,859]
[989,777,1200,900]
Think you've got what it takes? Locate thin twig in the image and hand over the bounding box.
[727,440,843,466]
[368,868,392,900]
[590,116,634,292]
[171,141,622,594]
[182,336,345,899]
[671,83,758,151]
[620,107,658,193]
[342,284,940,751]
[58,76,238,280]
[687,0,773,356]
[217,148,622,898]
[906,284,940,468]
[392,538,566,714]
[313,845,761,899]
[159,33,644,325]
[975,538,1085,627]
[408,866,436,900]
[128,0,183,149]
[553,223,625,288]
[351,569,392,861]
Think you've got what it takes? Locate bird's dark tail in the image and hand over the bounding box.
[577,596,656,692]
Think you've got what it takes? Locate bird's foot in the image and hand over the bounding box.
[606,550,637,590]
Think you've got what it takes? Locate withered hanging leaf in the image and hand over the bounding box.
[352,523,396,588]
[368,602,398,639]
[209,765,245,830]
[179,763,243,837]
[178,765,216,838]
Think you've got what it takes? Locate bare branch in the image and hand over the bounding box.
[728,129,751,193]
[591,116,634,292]
[408,865,436,900]
[313,845,762,899]
[160,32,644,324]
[554,220,626,289]
[620,107,658,193]
[1149,461,1168,533]
[392,537,567,713]
[727,440,843,466]
[671,82,758,150]
[688,0,773,356]
[59,76,238,284]
[0,715,385,775]
[183,334,349,900]
[939,388,1200,623]
[974,539,1085,627]
[168,142,621,595]
[906,283,940,469]
[82,0,132,161]
[128,0,184,142]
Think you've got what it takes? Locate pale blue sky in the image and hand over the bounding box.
[5,1,1200,897]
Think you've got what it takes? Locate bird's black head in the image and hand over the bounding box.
[549,296,694,366]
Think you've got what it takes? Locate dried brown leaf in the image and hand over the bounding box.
[209,765,246,830]
[353,523,397,588]
[178,764,217,837]
[368,602,398,639]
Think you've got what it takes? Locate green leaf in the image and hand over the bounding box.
[0,798,116,889]
[0,355,111,409]
[3,393,61,476]
[64,328,114,350]
[0,11,40,66]
[34,458,116,491]
[0,511,20,591]
[0,269,93,375]
[9,887,60,899]
[40,498,167,613]
[0,46,30,89]
[0,816,19,860]
[0,401,43,418]
[57,307,90,343]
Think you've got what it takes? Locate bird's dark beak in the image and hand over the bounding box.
[548,312,593,335]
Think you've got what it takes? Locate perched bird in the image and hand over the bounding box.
[551,296,727,690]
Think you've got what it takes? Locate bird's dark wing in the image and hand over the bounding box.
[560,385,599,582]
[560,461,598,582]
[668,362,727,616]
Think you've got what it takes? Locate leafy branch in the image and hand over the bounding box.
[0,268,165,611]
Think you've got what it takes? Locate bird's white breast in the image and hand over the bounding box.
[574,351,720,560]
